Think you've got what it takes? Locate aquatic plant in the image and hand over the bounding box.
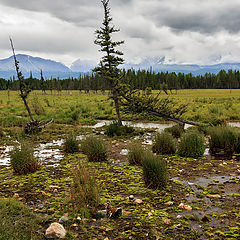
[128,142,145,165]
[178,132,205,158]
[152,132,176,155]
[70,163,100,217]
[142,151,167,189]
[63,133,79,153]
[10,142,40,174]
[209,126,239,155]
[81,136,107,162]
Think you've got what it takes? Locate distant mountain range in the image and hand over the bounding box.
[1,54,240,79]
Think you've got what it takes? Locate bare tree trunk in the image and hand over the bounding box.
[22,97,34,122]
[10,38,35,122]
[113,90,122,126]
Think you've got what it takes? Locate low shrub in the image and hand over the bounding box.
[177,132,205,158]
[209,126,238,155]
[165,124,184,138]
[142,151,167,189]
[196,125,210,135]
[152,132,176,155]
[70,163,100,217]
[105,121,134,137]
[10,142,40,174]
[81,136,107,162]
[63,134,79,153]
[71,110,80,122]
[31,96,45,115]
[128,142,145,165]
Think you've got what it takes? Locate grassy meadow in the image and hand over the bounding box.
[0,89,240,128]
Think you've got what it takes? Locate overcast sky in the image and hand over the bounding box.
[1,0,240,66]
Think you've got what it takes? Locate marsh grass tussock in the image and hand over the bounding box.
[142,151,168,189]
[81,136,107,162]
[10,141,40,174]
[70,163,100,217]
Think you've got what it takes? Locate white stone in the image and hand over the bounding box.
[45,222,66,239]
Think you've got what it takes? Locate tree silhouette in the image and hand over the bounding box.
[94,0,124,125]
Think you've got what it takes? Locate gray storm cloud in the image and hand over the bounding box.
[1,0,240,65]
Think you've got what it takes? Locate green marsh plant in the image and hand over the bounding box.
[81,136,107,162]
[10,142,40,174]
[70,163,100,217]
[209,126,239,155]
[142,151,167,189]
[152,132,176,155]
[128,142,145,165]
[63,133,79,153]
[177,132,205,158]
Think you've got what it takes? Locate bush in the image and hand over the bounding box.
[165,124,184,138]
[31,96,45,115]
[105,121,134,137]
[70,163,100,217]
[128,142,145,165]
[152,132,176,155]
[142,151,167,189]
[209,126,238,155]
[63,134,79,153]
[81,136,107,162]
[178,132,205,158]
[10,142,40,174]
[71,110,80,122]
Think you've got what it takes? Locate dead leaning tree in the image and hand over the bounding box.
[120,88,203,127]
[10,38,53,134]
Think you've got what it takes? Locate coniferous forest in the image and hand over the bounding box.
[0,68,240,92]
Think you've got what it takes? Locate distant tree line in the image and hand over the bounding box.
[0,68,240,92]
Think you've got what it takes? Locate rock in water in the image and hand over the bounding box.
[45,222,66,239]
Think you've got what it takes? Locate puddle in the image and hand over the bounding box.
[0,135,87,166]
[85,120,175,131]
[0,140,65,166]
[0,146,14,165]
[228,122,240,128]
[85,120,240,131]
[172,175,239,188]
[142,139,153,145]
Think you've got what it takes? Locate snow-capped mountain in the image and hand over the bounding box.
[2,54,240,79]
[70,59,97,72]
[0,54,71,73]
[123,56,240,75]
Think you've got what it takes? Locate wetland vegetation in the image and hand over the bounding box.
[0,89,239,239]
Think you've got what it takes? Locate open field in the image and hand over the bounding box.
[0,89,240,239]
[0,89,240,127]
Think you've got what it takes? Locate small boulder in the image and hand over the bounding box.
[207,194,221,199]
[134,199,143,204]
[164,201,174,206]
[45,222,66,239]
[163,218,171,225]
[129,195,134,201]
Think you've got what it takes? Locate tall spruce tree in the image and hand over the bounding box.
[94,0,124,125]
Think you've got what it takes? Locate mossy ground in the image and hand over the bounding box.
[0,124,239,239]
